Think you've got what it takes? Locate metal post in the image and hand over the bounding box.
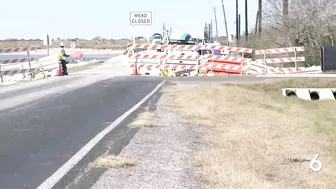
[0,65,3,82]
[196,59,199,76]
[211,59,213,73]
[146,26,150,44]
[331,36,334,46]
[159,58,162,76]
[47,35,50,56]
[263,51,267,74]
[324,34,334,46]
[27,51,31,79]
[221,0,229,46]
[131,26,135,44]
[162,23,165,37]
[135,58,138,75]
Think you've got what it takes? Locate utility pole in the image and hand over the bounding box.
[46,34,50,56]
[221,0,229,46]
[238,14,241,38]
[237,14,241,46]
[236,0,239,42]
[283,0,288,22]
[258,0,262,37]
[204,22,207,41]
[255,11,259,34]
[245,0,248,42]
[213,7,219,41]
[210,20,213,42]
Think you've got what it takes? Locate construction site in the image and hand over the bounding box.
[0,0,335,189]
[124,0,323,78]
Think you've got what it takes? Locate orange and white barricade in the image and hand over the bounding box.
[127,53,202,76]
[0,47,61,82]
[126,43,253,76]
[0,47,39,82]
[202,50,252,75]
[252,46,307,74]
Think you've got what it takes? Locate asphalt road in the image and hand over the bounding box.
[0,76,163,189]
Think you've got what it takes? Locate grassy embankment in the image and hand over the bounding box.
[161,78,336,189]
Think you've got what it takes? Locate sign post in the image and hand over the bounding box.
[43,34,52,56]
[131,26,136,44]
[129,11,152,44]
[146,26,150,44]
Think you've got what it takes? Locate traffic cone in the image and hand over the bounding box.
[131,66,138,75]
[131,61,138,75]
[56,63,63,76]
[56,68,62,76]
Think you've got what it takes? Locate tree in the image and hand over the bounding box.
[251,0,336,65]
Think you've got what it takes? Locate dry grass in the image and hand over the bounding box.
[91,155,136,168]
[0,39,142,49]
[162,78,336,189]
[128,112,155,128]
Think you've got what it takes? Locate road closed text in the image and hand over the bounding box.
[131,18,151,24]
[130,12,152,25]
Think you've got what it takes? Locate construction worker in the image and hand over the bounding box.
[123,44,134,55]
[58,42,70,75]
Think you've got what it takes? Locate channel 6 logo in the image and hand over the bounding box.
[309,154,323,172]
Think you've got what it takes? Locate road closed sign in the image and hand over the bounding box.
[130,11,152,26]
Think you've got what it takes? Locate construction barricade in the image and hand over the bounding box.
[0,47,39,82]
[0,47,60,82]
[126,43,253,76]
[127,53,202,76]
[249,46,310,74]
[203,47,252,75]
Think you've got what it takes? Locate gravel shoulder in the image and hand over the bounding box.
[91,93,201,189]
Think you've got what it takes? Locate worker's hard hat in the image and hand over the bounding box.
[60,42,64,46]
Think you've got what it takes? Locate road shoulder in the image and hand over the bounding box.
[90,93,200,189]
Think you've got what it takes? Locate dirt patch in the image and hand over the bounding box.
[163,78,336,189]
[91,155,136,168]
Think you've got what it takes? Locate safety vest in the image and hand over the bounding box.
[58,47,66,61]
[127,47,134,54]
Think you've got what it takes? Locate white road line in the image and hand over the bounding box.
[36,80,166,189]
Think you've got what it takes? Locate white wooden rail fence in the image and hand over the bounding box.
[0,47,59,82]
